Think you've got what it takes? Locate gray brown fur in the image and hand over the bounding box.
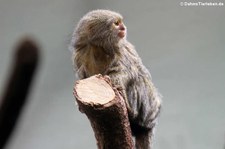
[70,9,162,149]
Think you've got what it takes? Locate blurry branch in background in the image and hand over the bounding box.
[73,75,134,149]
[0,38,40,149]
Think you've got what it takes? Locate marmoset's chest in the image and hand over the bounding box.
[83,46,113,76]
[83,44,141,79]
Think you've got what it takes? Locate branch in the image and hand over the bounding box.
[0,38,40,148]
[73,75,134,149]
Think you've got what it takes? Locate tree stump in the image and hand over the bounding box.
[73,74,134,149]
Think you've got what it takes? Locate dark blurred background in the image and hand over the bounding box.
[0,0,225,149]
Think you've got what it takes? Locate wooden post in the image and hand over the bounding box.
[73,75,134,149]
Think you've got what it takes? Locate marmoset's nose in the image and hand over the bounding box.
[119,24,125,31]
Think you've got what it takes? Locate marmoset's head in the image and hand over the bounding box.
[74,9,127,48]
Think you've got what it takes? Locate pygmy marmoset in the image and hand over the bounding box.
[70,9,162,149]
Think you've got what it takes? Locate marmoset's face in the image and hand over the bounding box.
[112,19,126,39]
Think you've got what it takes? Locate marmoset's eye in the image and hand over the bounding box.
[114,20,120,26]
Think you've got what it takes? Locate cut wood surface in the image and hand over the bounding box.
[73,74,134,149]
[75,75,115,105]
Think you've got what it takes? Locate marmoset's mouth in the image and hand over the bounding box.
[118,30,126,38]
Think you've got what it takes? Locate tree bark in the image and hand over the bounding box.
[73,74,134,149]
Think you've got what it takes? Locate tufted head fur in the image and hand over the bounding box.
[72,10,126,56]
